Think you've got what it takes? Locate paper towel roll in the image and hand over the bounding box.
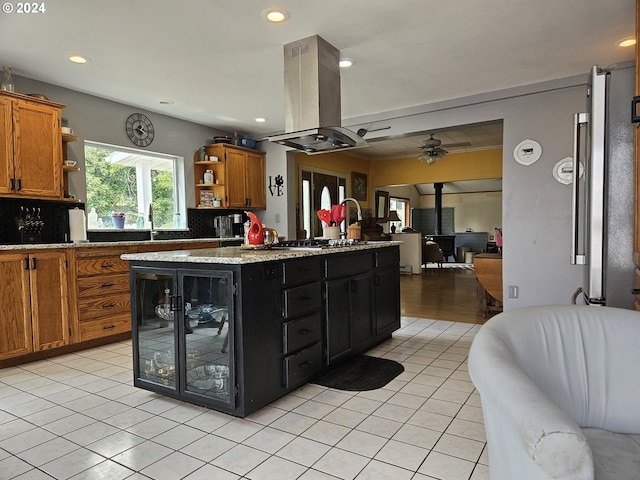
[69,208,87,242]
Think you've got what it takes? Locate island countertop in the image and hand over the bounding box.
[121,241,402,265]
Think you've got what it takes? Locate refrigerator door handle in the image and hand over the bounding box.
[571,112,588,266]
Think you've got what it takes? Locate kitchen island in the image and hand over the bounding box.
[122,242,401,417]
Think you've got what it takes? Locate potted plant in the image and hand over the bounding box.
[111,211,126,229]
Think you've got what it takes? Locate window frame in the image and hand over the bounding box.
[84,140,186,230]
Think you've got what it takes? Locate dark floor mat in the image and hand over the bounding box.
[313,355,404,391]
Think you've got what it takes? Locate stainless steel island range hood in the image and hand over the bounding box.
[269,35,368,155]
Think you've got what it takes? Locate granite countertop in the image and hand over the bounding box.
[0,237,241,251]
[121,241,401,265]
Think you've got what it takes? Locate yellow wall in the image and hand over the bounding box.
[294,151,373,209]
[369,148,503,188]
[295,147,503,209]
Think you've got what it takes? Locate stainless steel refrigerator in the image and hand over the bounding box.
[571,64,635,308]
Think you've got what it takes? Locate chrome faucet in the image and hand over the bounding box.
[340,197,363,223]
[148,204,158,240]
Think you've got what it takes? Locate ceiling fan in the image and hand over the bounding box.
[417,134,471,165]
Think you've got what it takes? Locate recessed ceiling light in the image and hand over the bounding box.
[255,117,267,123]
[69,54,90,64]
[264,8,289,23]
[618,36,636,47]
[339,58,354,68]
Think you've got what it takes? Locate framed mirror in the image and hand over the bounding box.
[375,190,389,220]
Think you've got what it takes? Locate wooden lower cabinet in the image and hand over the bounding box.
[0,241,224,366]
[73,247,135,342]
[0,251,70,361]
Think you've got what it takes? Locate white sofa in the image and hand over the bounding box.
[468,305,640,480]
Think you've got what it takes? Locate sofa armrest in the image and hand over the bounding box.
[470,333,594,480]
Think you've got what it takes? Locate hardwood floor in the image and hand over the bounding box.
[400,264,488,324]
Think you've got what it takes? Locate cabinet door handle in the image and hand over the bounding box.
[31,257,37,270]
[103,303,115,309]
[10,178,15,191]
[17,179,22,191]
[24,257,30,270]
[170,295,182,311]
[101,283,115,288]
[374,275,380,286]
[299,360,313,369]
[103,325,116,330]
[101,264,114,269]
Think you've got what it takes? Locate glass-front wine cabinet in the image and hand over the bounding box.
[131,266,235,411]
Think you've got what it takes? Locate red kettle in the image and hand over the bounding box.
[246,211,264,245]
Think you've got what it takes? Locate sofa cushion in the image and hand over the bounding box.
[582,428,640,479]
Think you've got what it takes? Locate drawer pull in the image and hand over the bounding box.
[101,264,114,269]
[101,283,115,288]
[299,360,314,369]
[103,303,116,309]
[103,325,116,330]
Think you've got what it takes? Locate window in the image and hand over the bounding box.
[390,197,409,231]
[84,141,185,229]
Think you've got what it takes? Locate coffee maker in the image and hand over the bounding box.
[231,213,243,237]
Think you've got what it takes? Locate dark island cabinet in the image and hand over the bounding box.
[130,266,237,413]
[374,248,401,335]
[127,245,400,417]
[323,248,398,366]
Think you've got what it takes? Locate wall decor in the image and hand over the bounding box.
[268,175,284,196]
[375,190,389,220]
[552,157,583,185]
[125,113,155,147]
[513,138,542,166]
[351,172,367,201]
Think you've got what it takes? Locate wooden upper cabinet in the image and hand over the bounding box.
[226,147,249,208]
[198,143,266,210]
[0,91,64,199]
[246,150,266,210]
[0,95,15,195]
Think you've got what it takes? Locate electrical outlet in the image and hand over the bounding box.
[508,285,519,298]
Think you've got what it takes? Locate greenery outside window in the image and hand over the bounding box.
[84,141,185,229]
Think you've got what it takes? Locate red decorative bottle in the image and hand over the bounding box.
[246,211,264,245]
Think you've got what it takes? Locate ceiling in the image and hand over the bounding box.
[4,1,632,197]
[0,1,634,158]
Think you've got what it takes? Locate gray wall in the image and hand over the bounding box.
[14,75,226,208]
[346,72,622,309]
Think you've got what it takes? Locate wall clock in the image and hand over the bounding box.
[125,113,155,147]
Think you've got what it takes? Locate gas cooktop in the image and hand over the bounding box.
[273,239,367,250]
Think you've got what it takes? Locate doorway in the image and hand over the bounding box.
[300,168,347,238]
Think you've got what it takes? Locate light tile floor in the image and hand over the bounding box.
[0,317,488,480]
